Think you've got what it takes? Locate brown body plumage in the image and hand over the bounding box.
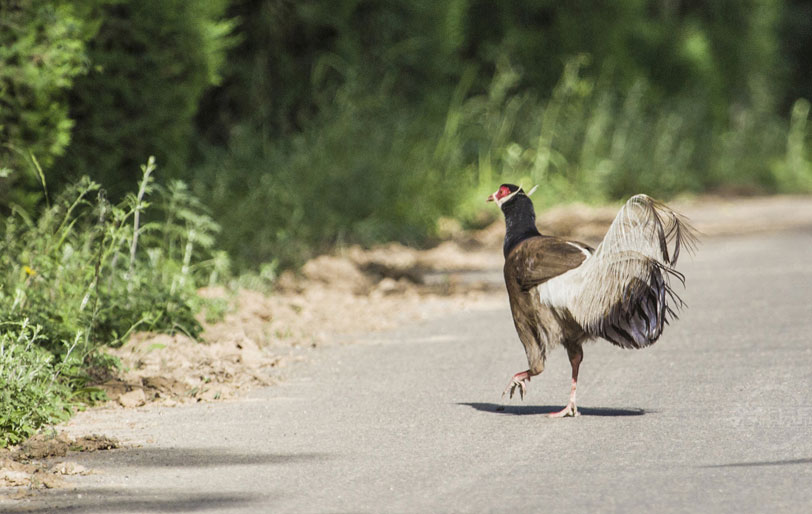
[489,184,697,416]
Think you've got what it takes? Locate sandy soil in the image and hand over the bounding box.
[0,433,118,495]
[2,193,811,494]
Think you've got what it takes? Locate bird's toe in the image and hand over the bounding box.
[548,403,578,418]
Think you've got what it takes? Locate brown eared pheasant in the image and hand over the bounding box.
[488,184,697,417]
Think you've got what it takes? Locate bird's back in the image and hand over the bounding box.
[503,235,592,295]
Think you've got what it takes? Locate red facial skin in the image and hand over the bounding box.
[487,185,512,202]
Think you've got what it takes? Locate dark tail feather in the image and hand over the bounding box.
[601,261,686,349]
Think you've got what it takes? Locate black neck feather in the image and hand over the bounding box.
[501,194,541,257]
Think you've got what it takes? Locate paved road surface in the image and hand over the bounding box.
[7,229,812,513]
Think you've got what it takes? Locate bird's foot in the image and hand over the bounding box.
[548,402,579,418]
[502,371,531,400]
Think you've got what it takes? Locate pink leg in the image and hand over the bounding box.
[502,369,532,400]
[549,348,582,418]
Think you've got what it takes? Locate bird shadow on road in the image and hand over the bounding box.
[457,402,647,417]
[75,446,330,468]
[1,488,266,513]
[702,457,812,468]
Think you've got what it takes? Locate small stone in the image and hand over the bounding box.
[375,277,401,295]
[118,388,146,408]
[49,461,88,475]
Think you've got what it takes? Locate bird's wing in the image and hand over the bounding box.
[505,236,592,292]
[536,194,698,348]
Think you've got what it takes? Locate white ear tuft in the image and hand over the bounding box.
[527,185,539,196]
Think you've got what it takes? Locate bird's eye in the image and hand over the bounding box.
[499,186,511,197]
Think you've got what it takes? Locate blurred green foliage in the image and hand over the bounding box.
[190,0,812,268]
[2,0,812,271]
[52,0,236,198]
[0,0,103,210]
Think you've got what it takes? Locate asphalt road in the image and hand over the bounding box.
[7,228,812,513]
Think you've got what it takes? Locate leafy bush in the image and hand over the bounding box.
[53,0,235,198]
[0,322,74,446]
[0,157,226,446]
[0,0,102,210]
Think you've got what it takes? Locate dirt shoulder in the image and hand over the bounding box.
[2,194,811,494]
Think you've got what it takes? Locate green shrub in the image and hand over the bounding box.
[0,0,103,210]
[0,321,74,447]
[53,0,235,198]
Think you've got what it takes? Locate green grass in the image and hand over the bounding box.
[0,157,227,446]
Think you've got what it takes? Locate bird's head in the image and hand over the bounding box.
[487,183,537,207]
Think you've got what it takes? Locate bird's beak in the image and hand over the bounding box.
[486,193,496,203]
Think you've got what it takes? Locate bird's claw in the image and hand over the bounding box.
[502,374,530,400]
